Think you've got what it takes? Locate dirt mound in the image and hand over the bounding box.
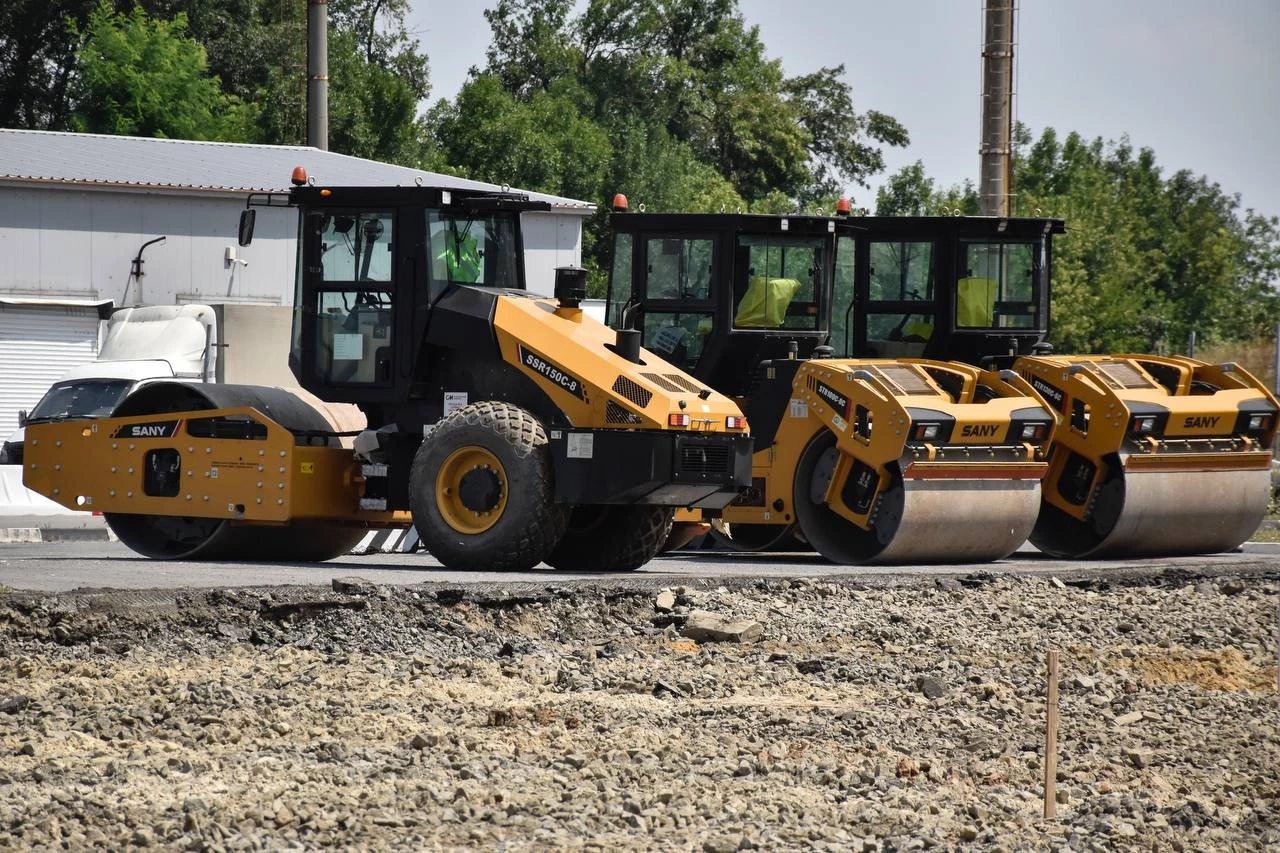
[1128,647,1277,693]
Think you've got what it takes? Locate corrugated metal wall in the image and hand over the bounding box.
[0,185,586,305]
[0,306,102,437]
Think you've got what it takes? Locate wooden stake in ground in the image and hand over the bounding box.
[1044,649,1060,819]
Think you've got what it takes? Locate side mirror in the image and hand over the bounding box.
[238,209,256,246]
[17,410,28,427]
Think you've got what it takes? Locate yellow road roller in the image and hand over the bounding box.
[717,356,1054,563]
[24,176,753,572]
[604,202,1054,563]
[605,202,1275,562]
[1015,354,1278,558]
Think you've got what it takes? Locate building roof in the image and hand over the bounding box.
[0,129,595,213]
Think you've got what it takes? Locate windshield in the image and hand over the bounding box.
[27,379,135,421]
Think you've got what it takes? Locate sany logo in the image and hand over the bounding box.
[1182,415,1221,430]
[960,423,1001,438]
[111,420,181,439]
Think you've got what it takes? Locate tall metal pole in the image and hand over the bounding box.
[979,0,1015,216]
[307,0,329,150]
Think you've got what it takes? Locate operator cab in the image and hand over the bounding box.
[833,216,1063,367]
[606,206,1064,390]
[239,176,550,410]
[607,210,835,397]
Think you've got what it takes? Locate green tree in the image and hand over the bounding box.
[430,75,611,205]
[875,161,977,216]
[69,3,253,140]
[442,0,906,290]
[0,0,95,128]
[3,0,435,163]
[872,130,1279,353]
[474,0,906,204]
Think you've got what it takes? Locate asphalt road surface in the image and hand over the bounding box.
[1,540,1278,592]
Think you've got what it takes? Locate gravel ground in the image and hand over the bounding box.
[1,568,1277,851]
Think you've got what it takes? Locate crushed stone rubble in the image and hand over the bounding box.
[0,569,1277,850]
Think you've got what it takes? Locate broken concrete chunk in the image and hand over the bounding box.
[681,610,762,644]
[332,576,377,596]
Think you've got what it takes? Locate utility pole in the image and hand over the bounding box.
[307,0,329,150]
[979,0,1015,216]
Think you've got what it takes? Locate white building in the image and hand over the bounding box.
[0,128,595,435]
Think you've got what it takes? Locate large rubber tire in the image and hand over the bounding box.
[545,505,675,572]
[104,514,364,562]
[409,401,568,572]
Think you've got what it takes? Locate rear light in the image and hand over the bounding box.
[910,423,940,441]
[1130,416,1157,434]
[668,413,690,428]
[1020,423,1048,442]
[1247,414,1272,432]
[725,415,746,430]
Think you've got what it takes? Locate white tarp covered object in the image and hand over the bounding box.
[99,304,217,378]
[0,466,75,516]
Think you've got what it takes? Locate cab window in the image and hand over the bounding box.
[606,232,633,327]
[958,241,1039,329]
[640,235,716,369]
[831,234,856,355]
[641,311,714,370]
[869,240,933,301]
[733,234,823,330]
[311,209,395,385]
[645,237,713,301]
[428,211,520,288]
[866,239,935,358]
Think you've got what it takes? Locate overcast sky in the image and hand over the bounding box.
[408,1,1280,219]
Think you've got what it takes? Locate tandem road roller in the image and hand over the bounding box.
[604,198,1278,561]
[23,175,753,572]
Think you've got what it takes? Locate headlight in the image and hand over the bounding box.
[1248,414,1272,432]
[911,423,940,441]
[1020,422,1048,441]
[1129,416,1156,434]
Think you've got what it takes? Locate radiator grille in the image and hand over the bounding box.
[873,365,934,394]
[679,442,732,474]
[605,401,641,424]
[612,376,653,407]
[640,372,684,393]
[665,374,706,394]
[1096,360,1156,390]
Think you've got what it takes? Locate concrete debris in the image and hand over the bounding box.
[0,572,1275,849]
[332,576,378,596]
[680,609,762,643]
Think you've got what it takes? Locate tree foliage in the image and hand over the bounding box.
[3,0,431,162]
[0,0,1271,328]
[70,2,253,140]
[438,0,907,290]
[877,128,1280,352]
[469,0,905,206]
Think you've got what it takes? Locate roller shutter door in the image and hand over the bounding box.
[0,305,102,437]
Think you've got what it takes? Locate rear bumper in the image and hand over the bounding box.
[549,429,753,509]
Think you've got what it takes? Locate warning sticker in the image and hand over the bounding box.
[788,398,808,419]
[566,433,594,459]
[443,391,468,415]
